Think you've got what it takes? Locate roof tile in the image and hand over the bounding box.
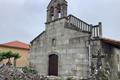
[0,41,30,50]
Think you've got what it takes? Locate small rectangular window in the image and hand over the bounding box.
[52,38,56,47]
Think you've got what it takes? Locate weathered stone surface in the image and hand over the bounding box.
[29,0,120,80]
[29,0,101,79]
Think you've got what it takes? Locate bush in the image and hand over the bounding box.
[22,67,38,74]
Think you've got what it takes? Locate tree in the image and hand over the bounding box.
[4,51,13,66]
[0,51,10,62]
[0,52,5,61]
[12,53,21,67]
[0,51,21,67]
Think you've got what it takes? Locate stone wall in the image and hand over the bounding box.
[101,42,120,80]
[29,18,90,79]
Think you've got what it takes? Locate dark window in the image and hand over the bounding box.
[50,6,54,20]
[57,4,61,18]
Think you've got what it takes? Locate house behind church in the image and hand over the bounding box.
[0,41,30,67]
[29,0,120,79]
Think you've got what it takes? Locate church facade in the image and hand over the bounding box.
[29,0,120,79]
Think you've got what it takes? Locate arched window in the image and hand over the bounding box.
[57,4,61,18]
[50,6,54,20]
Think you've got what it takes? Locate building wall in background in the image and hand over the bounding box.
[0,46,29,67]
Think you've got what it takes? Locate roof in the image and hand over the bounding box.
[0,41,30,50]
[101,38,120,48]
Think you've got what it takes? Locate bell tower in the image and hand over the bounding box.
[47,0,68,22]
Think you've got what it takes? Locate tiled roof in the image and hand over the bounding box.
[0,41,30,50]
[101,38,120,48]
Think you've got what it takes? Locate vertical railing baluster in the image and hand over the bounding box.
[88,26,90,32]
[68,15,95,33]
[94,27,95,37]
[84,24,86,31]
[87,25,89,32]
[82,23,84,31]
[78,20,80,28]
[76,19,78,28]
[78,21,80,28]
[70,16,71,23]
[85,24,87,31]
[80,21,82,30]
[92,28,93,37]
[81,22,83,30]
[96,27,99,37]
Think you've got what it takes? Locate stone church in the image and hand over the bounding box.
[29,0,120,79]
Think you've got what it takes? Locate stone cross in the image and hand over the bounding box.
[92,49,105,69]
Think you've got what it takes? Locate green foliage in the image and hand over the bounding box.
[22,67,38,74]
[0,51,12,61]
[0,52,5,61]
[0,51,21,66]
[12,53,21,59]
[0,51,21,60]
[12,52,21,67]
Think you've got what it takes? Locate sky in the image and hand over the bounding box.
[0,0,120,44]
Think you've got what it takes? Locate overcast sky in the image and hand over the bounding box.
[0,0,120,44]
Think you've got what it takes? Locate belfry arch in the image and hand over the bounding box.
[47,0,68,22]
[57,3,62,18]
[50,6,54,20]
